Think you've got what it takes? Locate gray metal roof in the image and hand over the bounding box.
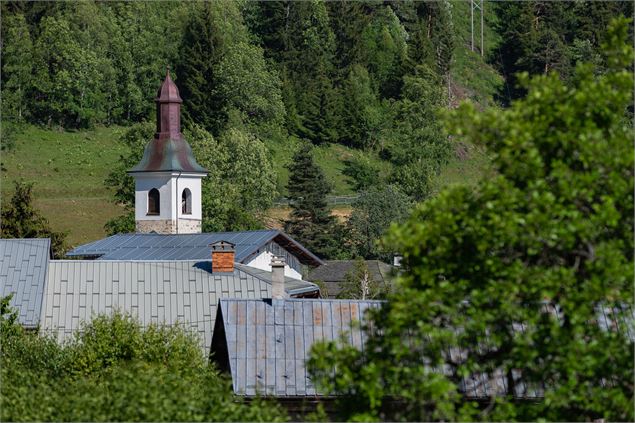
[211,299,634,399]
[0,238,51,327]
[307,260,396,298]
[211,298,382,397]
[66,230,324,266]
[40,260,318,353]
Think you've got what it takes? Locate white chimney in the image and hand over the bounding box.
[270,256,286,299]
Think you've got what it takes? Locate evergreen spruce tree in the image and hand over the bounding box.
[284,143,339,259]
[1,181,67,258]
[176,1,284,135]
[175,2,224,133]
[251,1,341,143]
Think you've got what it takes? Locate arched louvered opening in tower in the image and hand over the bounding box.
[148,188,160,215]
[182,188,192,215]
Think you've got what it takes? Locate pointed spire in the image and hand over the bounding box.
[154,66,183,140]
[156,65,182,104]
[128,69,207,175]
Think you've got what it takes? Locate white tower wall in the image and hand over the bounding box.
[134,172,203,234]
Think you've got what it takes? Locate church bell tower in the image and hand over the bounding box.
[128,69,207,234]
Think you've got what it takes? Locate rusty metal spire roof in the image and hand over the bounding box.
[129,67,207,174]
[156,66,182,104]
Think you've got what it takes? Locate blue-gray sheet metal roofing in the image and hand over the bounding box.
[66,230,324,266]
[40,260,318,354]
[212,298,382,397]
[213,299,634,399]
[0,238,51,327]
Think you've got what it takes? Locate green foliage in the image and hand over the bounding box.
[68,313,204,375]
[284,143,342,259]
[194,126,278,232]
[0,121,21,152]
[0,306,287,422]
[358,6,408,98]
[105,121,152,208]
[0,295,20,339]
[176,1,284,136]
[337,258,386,300]
[340,65,385,149]
[1,2,186,128]
[0,180,67,257]
[309,18,634,421]
[249,1,341,144]
[493,1,633,102]
[1,13,33,123]
[215,42,286,133]
[387,65,452,200]
[104,123,277,234]
[342,155,382,192]
[103,211,135,237]
[31,15,105,127]
[346,185,412,260]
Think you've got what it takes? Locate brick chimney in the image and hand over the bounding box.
[210,241,235,273]
[270,256,286,299]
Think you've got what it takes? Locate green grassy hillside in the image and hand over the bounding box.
[1,125,490,247]
[1,126,130,246]
[267,136,391,196]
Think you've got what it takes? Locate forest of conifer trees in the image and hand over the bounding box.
[4,1,628,134]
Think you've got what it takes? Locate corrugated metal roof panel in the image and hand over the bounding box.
[214,298,382,397]
[41,260,318,354]
[0,238,51,327]
[66,231,323,266]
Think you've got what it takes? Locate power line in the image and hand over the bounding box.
[471,0,484,57]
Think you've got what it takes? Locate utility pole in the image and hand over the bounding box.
[471,0,484,56]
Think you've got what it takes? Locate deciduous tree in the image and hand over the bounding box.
[0,304,287,422]
[309,18,634,422]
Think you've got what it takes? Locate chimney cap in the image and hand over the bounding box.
[210,240,235,251]
[270,256,285,267]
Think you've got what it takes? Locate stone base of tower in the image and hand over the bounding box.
[177,219,202,234]
[136,219,201,234]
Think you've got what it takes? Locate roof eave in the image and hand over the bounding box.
[127,168,208,175]
[286,284,320,297]
[271,232,324,267]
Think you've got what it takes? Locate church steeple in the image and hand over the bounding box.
[128,69,207,234]
[129,68,206,174]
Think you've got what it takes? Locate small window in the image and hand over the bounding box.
[182,188,192,215]
[148,188,160,215]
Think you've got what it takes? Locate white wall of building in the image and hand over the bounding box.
[246,250,303,279]
[134,173,172,221]
[175,175,202,220]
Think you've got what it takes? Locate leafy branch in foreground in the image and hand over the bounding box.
[308,17,634,422]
